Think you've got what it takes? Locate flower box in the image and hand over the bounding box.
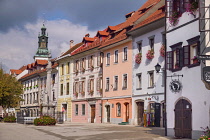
[169,11,181,26]
[146,49,154,60]
[135,53,142,64]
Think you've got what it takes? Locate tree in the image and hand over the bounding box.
[0,69,23,116]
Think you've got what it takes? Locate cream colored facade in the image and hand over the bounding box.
[57,56,73,121]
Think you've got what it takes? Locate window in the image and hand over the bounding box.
[114,76,118,90]
[67,62,70,74]
[137,41,142,53]
[75,104,78,116]
[114,50,118,63]
[76,60,79,71]
[53,92,55,101]
[60,84,63,95]
[122,74,127,89]
[66,82,69,95]
[61,64,64,75]
[149,36,155,50]
[106,78,110,91]
[148,71,154,88]
[52,74,55,85]
[81,81,85,93]
[166,42,183,71]
[97,77,102,93]
[82,104,85,115]
[123,47,128,61]
[90,79,94,93]
[81,58,86,71]
[136,73,142,90]
[116,103,121,117]
[90,55,94,67]
[106,53,110,65]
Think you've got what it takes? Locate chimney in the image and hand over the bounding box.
[70,40,74,48]
[85,33,90,37]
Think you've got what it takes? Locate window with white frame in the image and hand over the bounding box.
[82,104,85,115]
[136,73,142,90]
[116,103,121,117]
[114,76,118,90]
[106,78,110,91]
[123,47,128,61]
[61,64,64,75]
[114,50,118,63]
[90,79,94,93]
[148,71,154,88]
[106,53,110,65]
[66,82,69,95]
[122,74,127,89]
[149,36,155,50]
[137,41,142,53]
[75,104,78,116]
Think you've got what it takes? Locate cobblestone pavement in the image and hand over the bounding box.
[0,122,193,140]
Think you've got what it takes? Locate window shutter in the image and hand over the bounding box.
[87,79,90,92]
[179,48,184,67]
[79,81,82,93]
[97,77,100,91]
[73,62,76,72]
[97,54,100,66]
[197,41,200,55]
[88,56,90,68]
[183,45,190,66]
[84,58,86,69]
[166,51,173,70]
[176,48,180,67]
[73,82,75,93]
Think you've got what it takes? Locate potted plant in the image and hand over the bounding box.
[191,56,198,64]
[82,68,85,73]
[81,91,85,96]
[160,45,165,57]
[169,11,180,26]
[186,1,198,17]
[146,49,154,60]
[89,90,94,96]
[175,63,179,69]
[74,92,78,98]
[90,66,94,71]
[135,53,142,64]
[198,126,210,140]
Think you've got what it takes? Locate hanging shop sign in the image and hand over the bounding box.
[203,66,210,83]
[169,80,182,93]
[197,55,210,60]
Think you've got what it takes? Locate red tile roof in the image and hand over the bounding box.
[82,37,95,42]
[10,69,22,75]
[61,42,83,57]
[131,6,165,31]
[96,31,109,37]
[35,60,48,65]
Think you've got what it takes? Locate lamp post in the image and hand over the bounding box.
[155,63,167,136]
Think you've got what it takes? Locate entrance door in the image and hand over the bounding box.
[125,103,129,122]
[154,103,161,127]
[106,105,110,123]
[90,105,95,123]
[62,104,67,121]
[137,102,144,126]
[175,99,192,138]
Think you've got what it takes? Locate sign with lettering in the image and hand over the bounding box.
[197,55,210,60]
[203,66,210,83]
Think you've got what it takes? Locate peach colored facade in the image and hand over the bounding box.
[101,41,133,124]
[72,100,102,123]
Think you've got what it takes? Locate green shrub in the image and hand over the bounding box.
[3,116,16,123]
[34,116,56,126]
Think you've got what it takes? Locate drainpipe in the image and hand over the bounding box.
[164,0,167,136]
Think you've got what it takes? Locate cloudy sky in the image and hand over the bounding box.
[0,0,147,72]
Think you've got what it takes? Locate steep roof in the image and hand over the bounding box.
[10,69,22,75]
[61,42,83,57]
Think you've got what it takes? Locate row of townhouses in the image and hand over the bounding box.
[9,0,210,139]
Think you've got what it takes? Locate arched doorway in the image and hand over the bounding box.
[174,99,192,138]
[136,102,144,126]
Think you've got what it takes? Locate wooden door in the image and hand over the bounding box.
[91,105,95,123]
[154,103,161,127]
[137,102,144,126]
[106,105,110,123]
[175,99,192,138]
[125,103,129,122]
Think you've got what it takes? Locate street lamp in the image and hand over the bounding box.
[155,63,161,73]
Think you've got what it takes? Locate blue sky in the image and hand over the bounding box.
[0,0,147,72]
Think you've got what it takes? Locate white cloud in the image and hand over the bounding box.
[0,19,97,72]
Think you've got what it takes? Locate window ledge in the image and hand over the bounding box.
[147,86,154,89]
[113,62,118,65]
[122,87,127,90]
[136,88,142,90]
[187,62,200,68]
[105,89,109,92]
[113,88,118,91]
[171,67,182,72]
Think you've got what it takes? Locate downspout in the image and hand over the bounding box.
[164,0,167,136]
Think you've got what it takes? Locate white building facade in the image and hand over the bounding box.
[166,0,210,139]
